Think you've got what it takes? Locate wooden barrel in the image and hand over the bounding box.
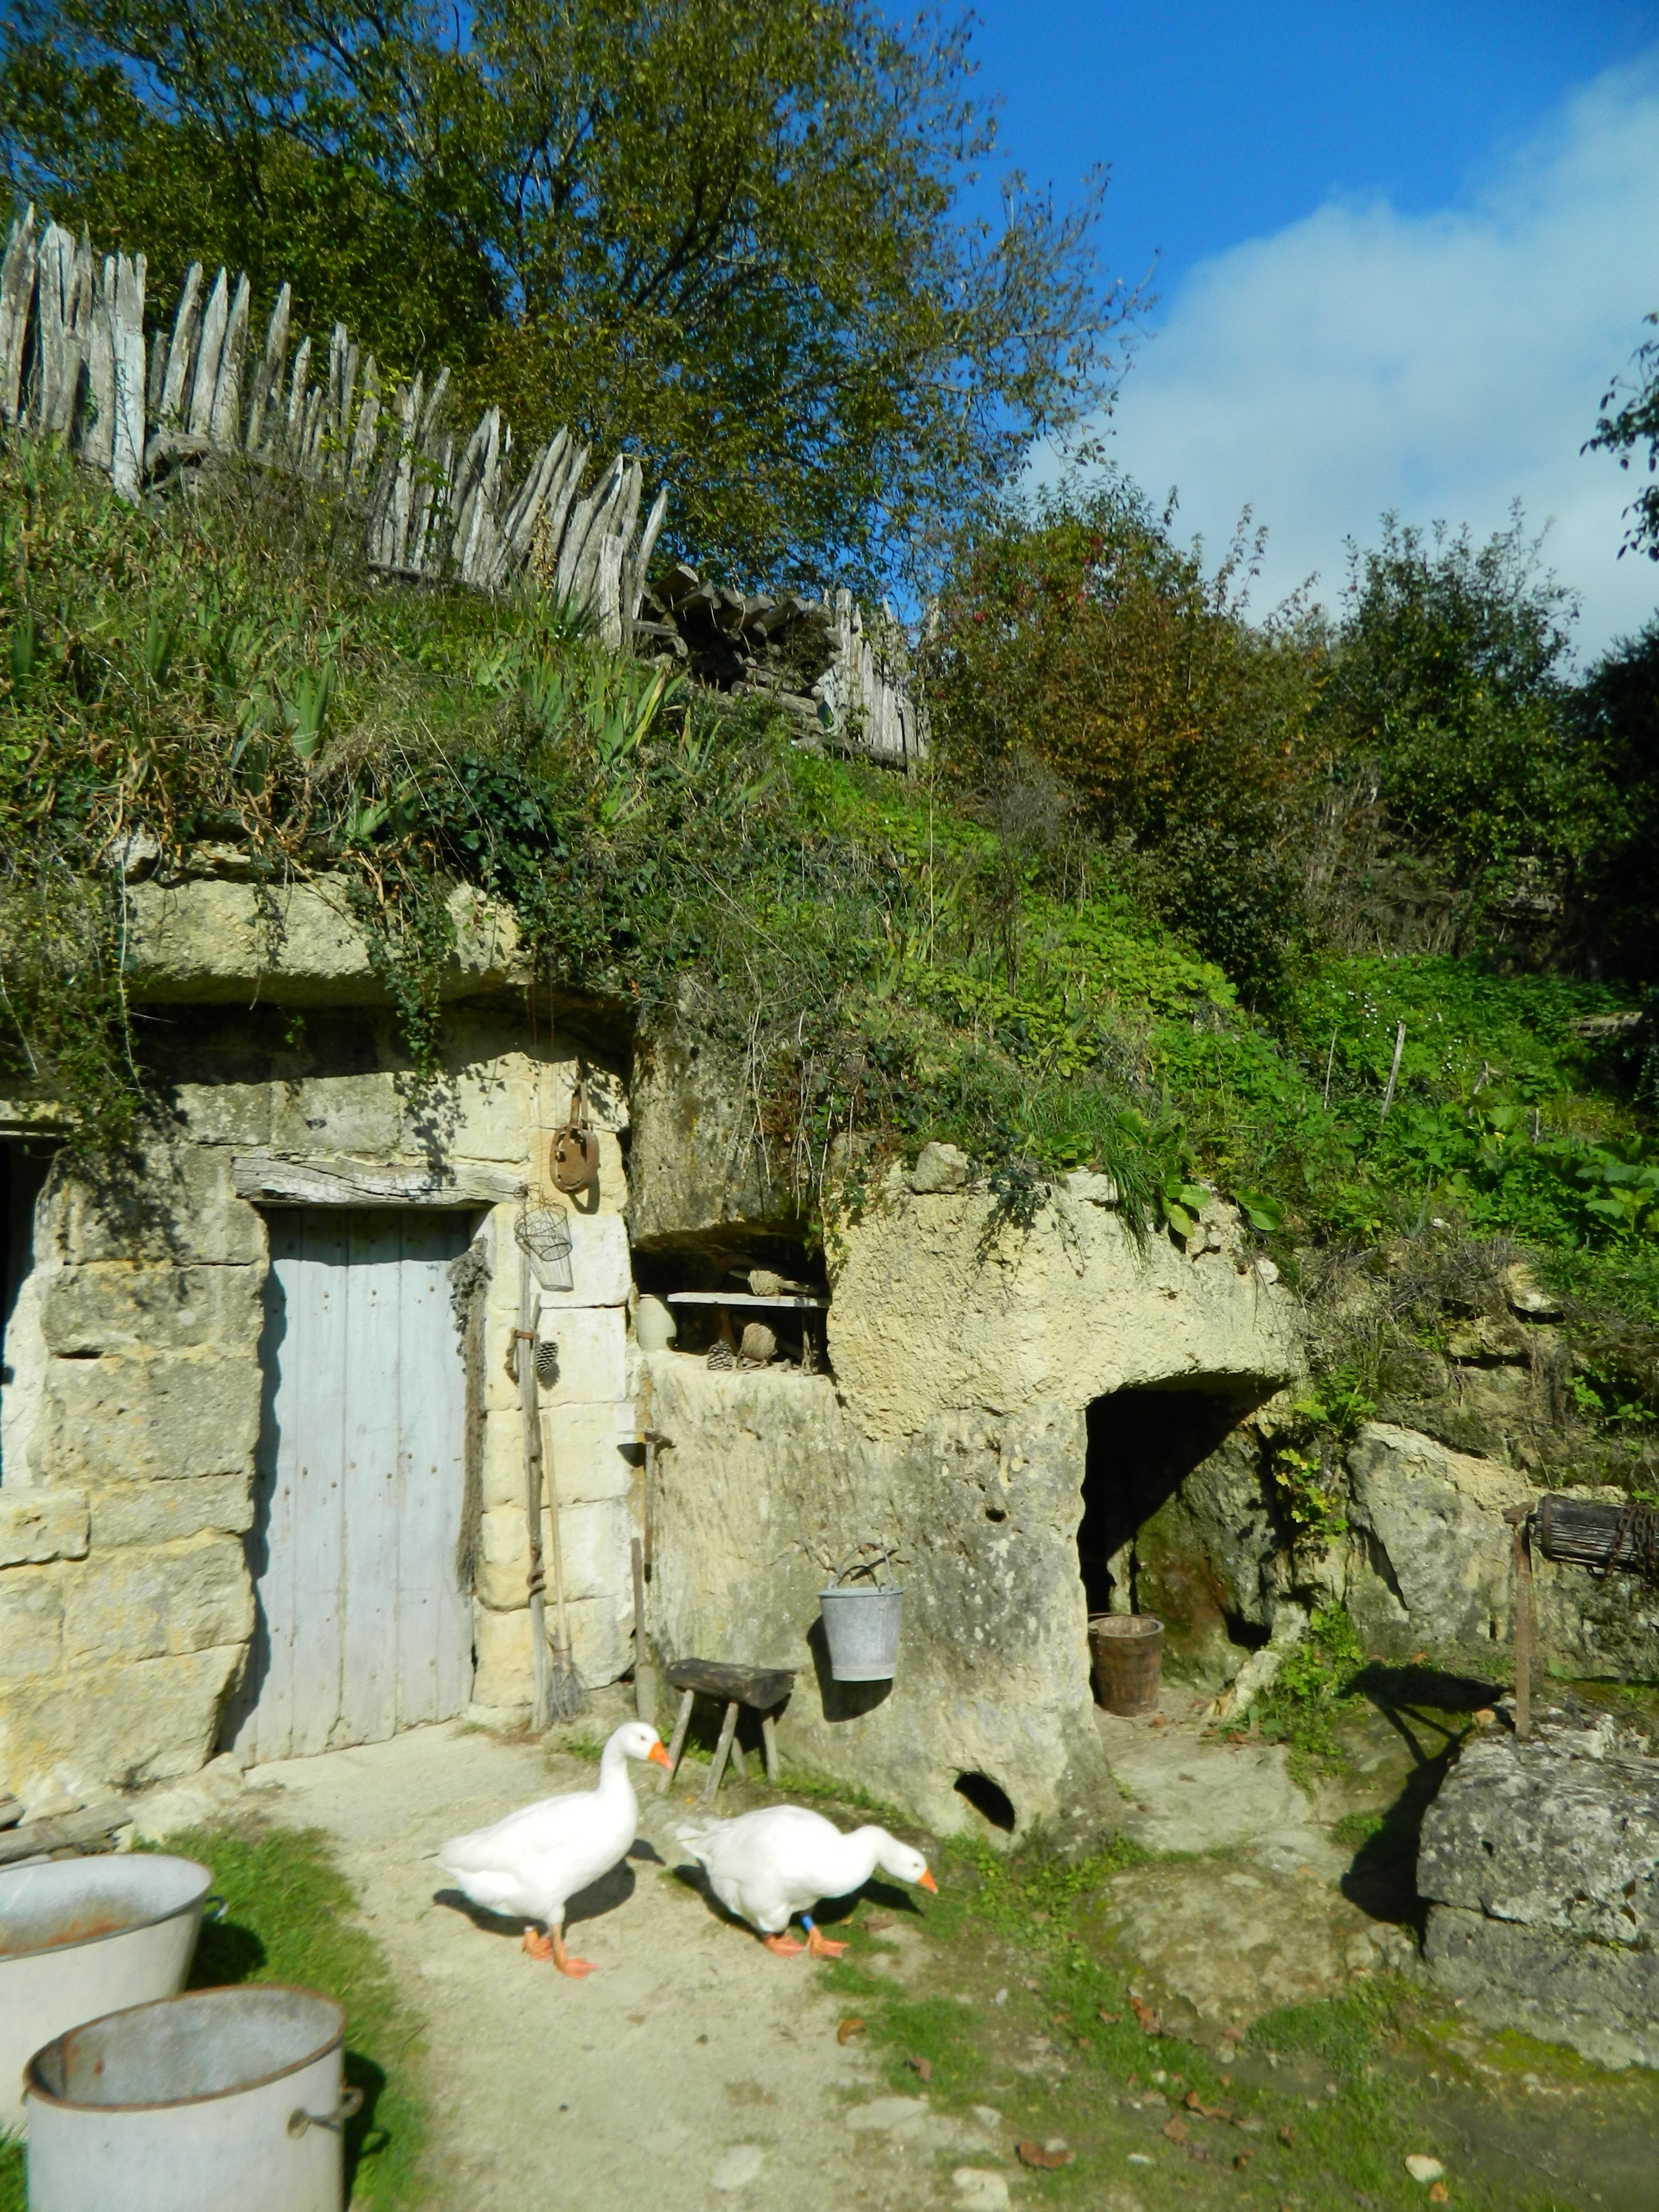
[1089,1614,1164,1715]
[1535,1494,1659,1579]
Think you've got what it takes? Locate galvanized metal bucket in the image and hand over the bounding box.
[24,1985,357,2212]
[820,1584,905,1682]
[0,1854,213,2128]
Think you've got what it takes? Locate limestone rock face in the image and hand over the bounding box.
[909,1141,969,1194]
[628,1023,785,1245]
[0,1491,88,1567]
[122,876,523,1005]
[1347,1422,1527,1657]
[1347,1422,1659,1677]
[827,1182,1299,1439]
[1420,1717,1659,2068]
[1419,1727,1659,1945]
[1131,1424,1279,1685]
[1424,1910,1659,2071]
[643,1354,1116,1851]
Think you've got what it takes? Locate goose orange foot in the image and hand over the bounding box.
[762,1933,804,1956]
[806,1927,847,1960]
[522,1927,597,1975]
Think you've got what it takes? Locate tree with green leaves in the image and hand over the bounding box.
[1587,311,1659,563]
[0,0,1130,591]
[1309,510,1584,955]
[925,475,1325,1004]
[1570,620,1659,982]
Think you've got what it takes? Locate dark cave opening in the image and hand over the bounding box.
[1077,1385,1252,1619]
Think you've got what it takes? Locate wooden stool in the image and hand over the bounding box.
[657,1659,795,1803]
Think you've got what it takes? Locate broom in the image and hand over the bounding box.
[537,1385,586,1721]
[518,1251,585,1727]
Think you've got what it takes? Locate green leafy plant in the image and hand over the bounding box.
[1254,1603,1367,1776]
[283,659,336,764]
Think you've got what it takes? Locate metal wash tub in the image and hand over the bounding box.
[0,1855,213,2128]
[24,1985,359,2212]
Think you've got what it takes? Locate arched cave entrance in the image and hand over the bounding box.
[1077,1385,1263,1685]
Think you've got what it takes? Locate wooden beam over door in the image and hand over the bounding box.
[233,1152,525,1207]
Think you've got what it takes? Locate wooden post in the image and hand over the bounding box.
[660,1688,694,1794]
[1380,1020,1407,1118]
[641,1366,655,1575]
[761,1712,780,1784]
[704,1700,740,1803]
[540,1401,580,1711]
[1504,1504,1534,1740]
[631,1536,656,1726]
[519,1251,551,1733]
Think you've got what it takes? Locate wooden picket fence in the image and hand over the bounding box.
[0,204,927,757]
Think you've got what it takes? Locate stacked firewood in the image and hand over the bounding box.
[636,568,927,764]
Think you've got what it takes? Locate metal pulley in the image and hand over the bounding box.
[549,1079,600,1194]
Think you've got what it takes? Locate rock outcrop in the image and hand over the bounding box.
[1347,1422,1659,1679]
[642,1353,1118,1852]
[828,1174,1300,1441]
[1420,1712,1659,2068]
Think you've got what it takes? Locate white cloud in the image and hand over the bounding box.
[1097,57,1659,659]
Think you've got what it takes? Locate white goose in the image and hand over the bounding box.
[436,1720,670,1975]
[677,1804,937,1956]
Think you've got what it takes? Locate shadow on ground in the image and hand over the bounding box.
[1339,1663,1502,1930]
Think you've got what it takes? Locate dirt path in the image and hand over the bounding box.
[252,1714,996,2212]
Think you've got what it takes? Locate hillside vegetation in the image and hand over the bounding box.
[6,443,1659,1511]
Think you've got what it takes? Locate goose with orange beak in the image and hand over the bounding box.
[677,1804,938,1957]
[437,1721,672,1975]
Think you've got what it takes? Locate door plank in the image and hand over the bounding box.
[290,1209,350,1754]
[343,1209,402,1745]
[395,1215,472,1727]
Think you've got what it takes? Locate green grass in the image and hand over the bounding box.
[780,1792,1648,2212]
[0,1822,424,2209]
[174,1823,428,2206]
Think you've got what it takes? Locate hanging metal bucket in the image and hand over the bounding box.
[820,1585,905,1682]
[0,1855,213,2129]
[1089,1613,1164,1716]
[24,1985,358,2212]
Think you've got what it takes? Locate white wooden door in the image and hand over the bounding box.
[231,1208,473,1763]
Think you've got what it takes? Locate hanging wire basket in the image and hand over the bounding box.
[515,1201,573,1292]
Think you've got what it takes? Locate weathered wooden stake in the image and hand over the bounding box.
[660,1688,695,1795]
[631,1535,656,1726]
[704,1700,741,1804]
[519,1250,551,1734]
[1380,1020,1407,1118]
[1504,1503,1534,1740]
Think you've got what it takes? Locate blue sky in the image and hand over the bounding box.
[953,3,1659,654]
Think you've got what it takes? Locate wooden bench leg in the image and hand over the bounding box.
[660,1688,695,1795]
[729,1727,747,1782]
[761,1711,780,1783]
[704,1701,740,1803]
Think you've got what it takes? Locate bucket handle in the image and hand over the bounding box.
[287,2087,364,2138]
[204,1895,228,1921]
[830,1543,895,1589]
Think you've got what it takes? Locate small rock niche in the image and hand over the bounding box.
[631,1232,829,1370]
